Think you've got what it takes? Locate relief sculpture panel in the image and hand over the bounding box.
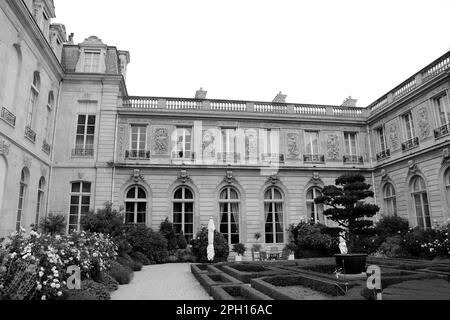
[415,103,431,140]
[286,132,300,160]
[385,120,400,151]
[153,127,169,155]
[326,134,340,160]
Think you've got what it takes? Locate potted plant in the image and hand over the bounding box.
[284,243,297,260]
[232,243,246,262]
[315,173,380,274]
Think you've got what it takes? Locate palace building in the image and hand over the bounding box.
[1,0,450,250]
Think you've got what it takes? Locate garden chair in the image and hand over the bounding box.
[251,248,261,261]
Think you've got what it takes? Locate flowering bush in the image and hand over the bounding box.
[287,222,339,257]
[0,229,118,300]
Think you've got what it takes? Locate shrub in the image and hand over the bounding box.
[375,216,410,238]
[232,243,246,256]
[64,289,97,300]
[377,236,408,258]
[288,222,339,258]
[176,248,196,262]
[160,218,179,252]
[39,214,66,235]
[177,231,188,250]
[117,253,135,271]
[81,280,111,300]
[98,272,119,292]
[81,202,125,238]
[191,227,229,263]
[108,261,132,285]
[130,251,151,266]
[167,255,179,263]
[125,225,168,264]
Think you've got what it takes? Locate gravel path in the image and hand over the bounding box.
[111,263,212,300]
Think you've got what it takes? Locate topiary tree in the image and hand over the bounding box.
[315,173,380,253]
[159,218,178,252]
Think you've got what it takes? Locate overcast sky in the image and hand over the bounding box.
[53,0,450,107]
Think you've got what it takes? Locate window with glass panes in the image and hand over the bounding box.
[219,187,240,244]
[305,131,319,155]
[27,72,40,126]
[130,125,147,157]
[173,187,194,242]
[402,112,415,141]
[75,115,95,151]
[434,93,450,127]
[69,182,91,232]
[446,169,450,208]
[175,127,192,159]
[411,176,431,229]
[16,169,28,232]
[222,128,236,154]
[261,129,280,155]
[84,51,101,73]
[376,127,387,152]
[264,187,284,244]
[344,132,357,156]
[45,92,54,141]
[125,186,147,224]
[306,187,324,224]
[383,183,397,216]
[35,177,45,226]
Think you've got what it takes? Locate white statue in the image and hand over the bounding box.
[339,232,348,254]
[207,219,215,262]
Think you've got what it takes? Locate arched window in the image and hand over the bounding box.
[125,186,147,224]
[69,181,91,232]
[0,157,6,213]
[219,187,240,244]
[35,177,46,226]
[173,186,194,242]
[411,176,431,229]
[383,183,397,216]
[306,187,324,224]
[45,91,54,141]
[264,187,284,244]
[27,71,40,126]
[16,169,29,232]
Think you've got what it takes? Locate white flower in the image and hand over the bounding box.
[57,291,62,297]
[50,283,56,288]
[41,295,46,300]
[55,284,61,289]
[38,271,44,278]
[36,284,42,291]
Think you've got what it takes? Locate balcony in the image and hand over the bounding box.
[1,107,16,127]
[217,152,241,164]
[24,126,36,143]
[401,137,420,151]
[42,140,51,155]
[434,124,450,139]
[72,147,94,157]
[343,155,364,164]
[262,153,285,164]
[303,154,325,163]
[125,150,150,160]
[376,149,390,161]
[172,151,196,162]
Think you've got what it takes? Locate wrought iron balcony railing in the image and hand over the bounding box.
[343,155,364,164]
[217,152,241,163]
[434,123,450,139]
[1,107,16,127]
[125,150,150,160]
[172,151,196,161]
[401,137,420,151]
[261,153,285,164]
[376,149,390,161]
[42,140,51,155]
[72,147,94,157]
[25,126,36,143]
[303,154,325,163]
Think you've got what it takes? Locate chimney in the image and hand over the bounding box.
[195,87,207,100]
[68,33,74,44]
[341,96,358,107]
[273,91,287,103]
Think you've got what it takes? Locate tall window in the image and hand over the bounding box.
[69,182,91,232]
[261,129,280,155]
[306,187,324,224]
[75,115,96,154]
[84,51,101,73]
[45,92,54,141]
[376,126,387,152]
[125,186,147,224]
[173,187,194,242]
[383,183,397,217]
[411,176,431,229]
[264,187,284,244]
[35,177,45,226]
[305,131,319,155]
[402,112,416,141]
[16,169,28,232]
[344,132,357,156]
[27,72,40,127]
[129,125,147,158]
[219,187,240,244]
[0,157,6,215]
[434,93,450,127]
[222,128,236,154]
[175,127,192,159]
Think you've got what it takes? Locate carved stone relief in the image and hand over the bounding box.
[23,155,32,169]
[286,132,300,160]
[0,139,10,156]
[153,127,169,155]
[202,129,217,159]
[326,134,340,160]
[415,104,431,140]
[386,120,400,151]
[245,129,258,160]
[118,125,125,158]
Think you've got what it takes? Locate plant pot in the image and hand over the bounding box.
[335,254,367,274]
[235,255,243,262]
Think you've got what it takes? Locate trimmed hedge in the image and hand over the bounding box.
[81,280,111,300]
[130,251,151,266]
[211,285,274,300]
[99,272,119,292]
[108,261,133,285]
[124,225,169,264]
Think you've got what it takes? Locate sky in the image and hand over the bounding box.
[53,0,450,107]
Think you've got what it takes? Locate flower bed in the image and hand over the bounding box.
[196,272,243,295]
[221,264,291,283]
[211,284,273,300]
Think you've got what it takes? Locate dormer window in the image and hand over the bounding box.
[84,51,101,73]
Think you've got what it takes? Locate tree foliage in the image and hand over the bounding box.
[315,173,380,252]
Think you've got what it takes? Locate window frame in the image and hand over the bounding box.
[174,127,193,159]
[35,177,46,227]
[75,114,96,151]
[172,186,195,242]
[410,176,431,229]
[306,187,324,224]
[219,187,241,245]
[304,131,319,155]
[68,181,92,232]
[376,126,387,153]
[433,92,450,127]
[402,111,416,141]
[129,124,148,156]
[383,183,397,217]
[264,187,285,244]
[124,185,147,225]
[83,50,101,73]
[344,132,358,156]
[16,169,28,232]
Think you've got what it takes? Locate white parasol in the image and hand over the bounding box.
[207,219,215,262]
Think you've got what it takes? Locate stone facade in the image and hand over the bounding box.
[1,1,450,251]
